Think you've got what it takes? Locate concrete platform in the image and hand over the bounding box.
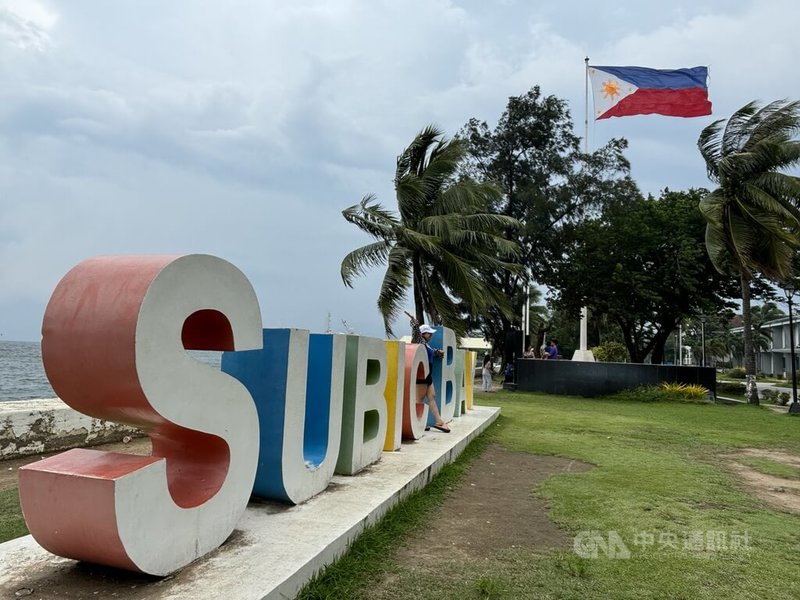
[0,405,500,600]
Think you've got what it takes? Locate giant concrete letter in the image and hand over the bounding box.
[221,329,345,504]
[430,327,456,425]
[465,351,476,410]
[453,348,466,417]
[337,336,387,474]
[383,341,405,451]
[402,343,429,440]
[19,254,262,576]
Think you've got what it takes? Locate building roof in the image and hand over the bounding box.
[398,335,491,351]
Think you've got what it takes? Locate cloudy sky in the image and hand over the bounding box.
[1,0,798,342]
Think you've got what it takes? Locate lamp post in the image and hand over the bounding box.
[699,315,707,367]
[782,283,800,414]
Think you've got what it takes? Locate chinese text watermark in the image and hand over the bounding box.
[573,530,751,559]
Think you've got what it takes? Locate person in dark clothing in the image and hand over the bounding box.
[405,312,450,432]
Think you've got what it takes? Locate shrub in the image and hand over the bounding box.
[660,382,711,402]
[605,384,712,404]
[779,392,791,406]
[727,367,746,379]
[760,389,778,404]
[717,381,745,395]
[591,341,629,363]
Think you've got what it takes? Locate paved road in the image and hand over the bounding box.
[717,380,796,412]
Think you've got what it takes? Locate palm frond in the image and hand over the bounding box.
[720,100,760,156]
[424,276,467,337]
[342,124,522,331]
[742,180,800,226]
[741,100,800,152]
[435,180,502,215]
[698,118,726,181]
[340,241,391,287]
[752,172,800,205]
[377,246,412,337]
[341,195,398,240]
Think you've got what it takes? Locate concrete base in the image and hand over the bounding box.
[515,360,716,397]
[0,405,500,600]
[571,349,595,362]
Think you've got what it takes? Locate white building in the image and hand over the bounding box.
[734,316,798,376]
[399,335,492,355]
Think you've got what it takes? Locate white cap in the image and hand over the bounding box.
[419,324,436,335]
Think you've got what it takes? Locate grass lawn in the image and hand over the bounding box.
[300,391,800,599]
[738,457,800,479]
[2,392,799,598]
[0,487,28,542]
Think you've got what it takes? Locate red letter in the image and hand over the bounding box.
[19,254,262,575]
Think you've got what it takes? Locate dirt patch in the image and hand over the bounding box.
[394,443,592,566]
[725,448,800,514]
[0,437,152,491]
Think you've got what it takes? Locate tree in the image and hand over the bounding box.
[698,100,800,403]
[542,189,740,363]
[751,301,784,353]
[458,87,635,358]
[340,126,520,338]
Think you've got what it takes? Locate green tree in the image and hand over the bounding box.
[543,189,739,363]
[458,87,635,358]
[340,126,519,338]
[592,341,629,363]
[698,100,800,403]
[751,301,784,353]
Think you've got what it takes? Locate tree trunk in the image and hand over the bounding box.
[618,320,644,363]
[649,326,675,365]
[533,322,550,358]
[741,274,759,405]
[412,255,425,325]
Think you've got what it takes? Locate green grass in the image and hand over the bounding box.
[295,423,494,600]
[738,457,800,479]
[299,391,800,599]
[0,488,28,542]
[3,393,799,598]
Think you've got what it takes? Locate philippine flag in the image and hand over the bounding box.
[588,65,712,120]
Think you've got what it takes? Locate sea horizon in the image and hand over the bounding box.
[0,341,222,402]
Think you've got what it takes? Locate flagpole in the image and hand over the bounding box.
[584,56,589,155]
[573,57,595,362]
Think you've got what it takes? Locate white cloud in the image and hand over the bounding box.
[1,0,800,341]
[0,0,57,52]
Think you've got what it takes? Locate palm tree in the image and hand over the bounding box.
[341,126,520,338]
[752,302,784,349]
[698,100,800,403]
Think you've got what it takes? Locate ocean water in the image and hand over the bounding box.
[0,341,54,401]
[0,341,222,402]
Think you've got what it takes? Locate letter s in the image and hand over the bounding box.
[19,254,262,575]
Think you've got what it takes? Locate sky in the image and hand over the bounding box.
[1,0,799,342]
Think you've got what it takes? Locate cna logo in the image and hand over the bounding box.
[573,530,631,559]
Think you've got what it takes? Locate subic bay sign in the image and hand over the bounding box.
[18,254,476,576]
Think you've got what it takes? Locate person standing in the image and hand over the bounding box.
[482,355,494,392]
[404,312,450,432]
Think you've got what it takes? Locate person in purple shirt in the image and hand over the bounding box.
[546,340,559,360]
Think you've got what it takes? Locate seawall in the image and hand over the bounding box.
[0,399,140,460]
